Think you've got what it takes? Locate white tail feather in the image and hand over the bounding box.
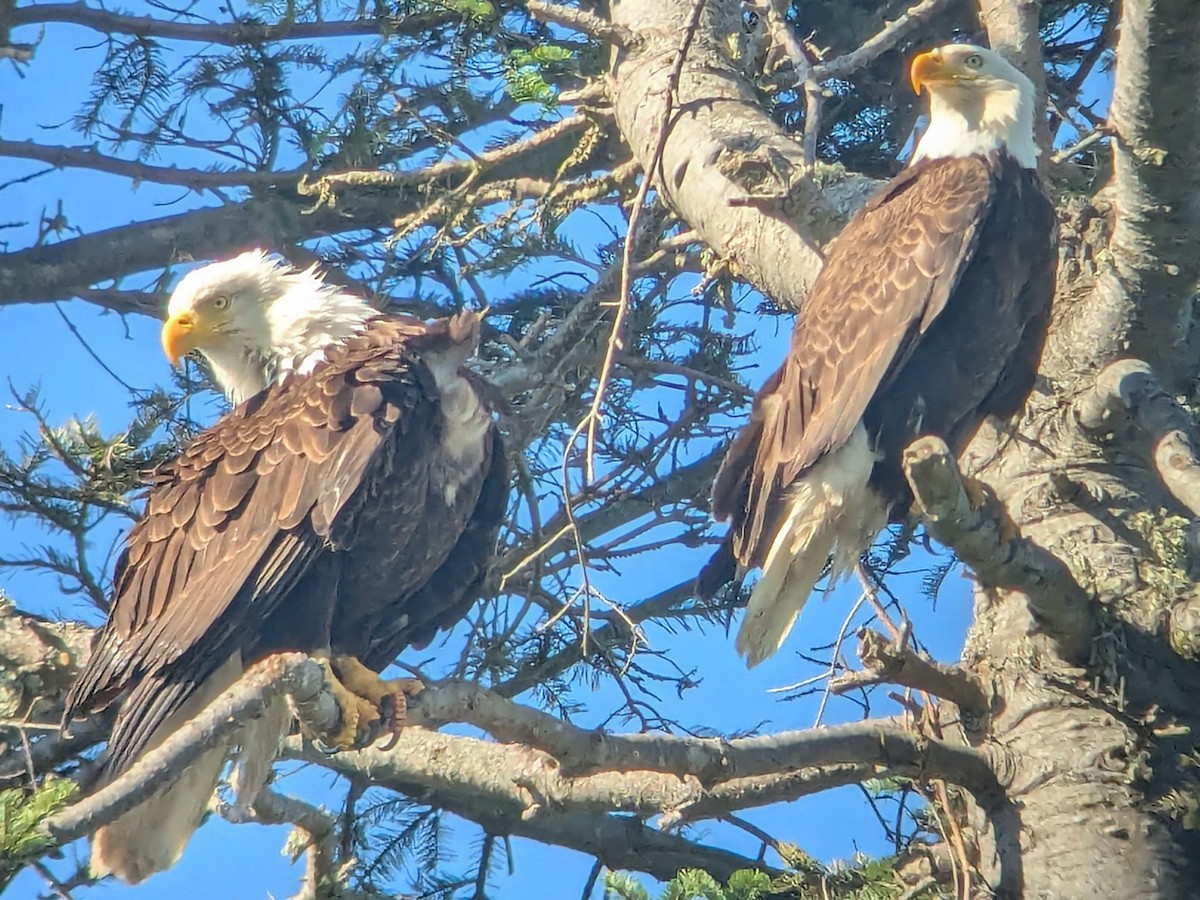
[91,655,245,884]
[735,425,886,667]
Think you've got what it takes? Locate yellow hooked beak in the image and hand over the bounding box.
[161,310,209,367]
[910,50,947,95]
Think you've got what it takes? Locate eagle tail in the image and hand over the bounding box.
[91,655,243,884]
[735,425,886,668]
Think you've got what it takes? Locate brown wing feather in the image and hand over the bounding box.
[709,156,999,576]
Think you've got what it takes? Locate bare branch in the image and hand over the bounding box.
[234,789,342,900]
[0,141,298,190]
[288,731,777,883]
[902,435,1095,661]
[525,0,636,47]
[8,4,454,46]
[0,115,598,307]
[829,629,990,717]
[42,654,335,846]
[1075,358,1200,518]
[39,632,1004,883]
[812,0,954,80]
[407,680,1003,802]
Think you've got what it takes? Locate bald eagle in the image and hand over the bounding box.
[697,44,1057,667]
[62,251,508,882]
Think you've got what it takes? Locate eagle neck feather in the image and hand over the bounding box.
[911,82,1037,170]
[210,284,374,406]
[265,270,375,379]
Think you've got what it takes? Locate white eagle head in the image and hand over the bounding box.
[162,250,375,404]
[909,43,1038,169]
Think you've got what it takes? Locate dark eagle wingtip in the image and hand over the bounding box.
[695,538,738,601]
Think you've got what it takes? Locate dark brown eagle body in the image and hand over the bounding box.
[65,312,506,825]
[700,150,1056,665]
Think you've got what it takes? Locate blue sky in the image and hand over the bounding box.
[0,5,1041,899]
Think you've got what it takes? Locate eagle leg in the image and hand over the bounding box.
[318,655,423,751]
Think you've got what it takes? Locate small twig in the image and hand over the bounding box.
[52,302,144,395]
[857,564,907,645]
[1075,358,1200,517]
[801,79,825,170]
[767,587,867,700]
[720,812,786,859]
[579,860,604,900]
[829,629,989,718]
[500,522,575,589]
[0,140,301,192]
[935,779,974,900]
[812,588,869,726]
[582,0,705,482]
[238,788,340,900]
[30,860,76,900]
[473,832,496,899]
[1051,125,1111,164]
[7,5,452,45]
[0,718,59,731]
[901,435,1095,661]
[763,0,949,167]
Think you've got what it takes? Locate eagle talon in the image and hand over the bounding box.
[316,655,423,751]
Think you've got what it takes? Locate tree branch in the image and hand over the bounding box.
[0,607,101,785]
[525,0,636,47]
[405,681,1004,807]
[1075,358,1200,517]
[41,654,336,846]
[829,628,990,717]
[8,4,454,45]
[0,115,596,307]
[0,140,298,190]
[902,435,1095,661]
[231,789,343,900]
[813,0,954,80]
[287,710,1007,884]
[38,637,1006,885]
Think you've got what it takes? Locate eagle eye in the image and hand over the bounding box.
[211,295,231,311]
[965,53,983,69]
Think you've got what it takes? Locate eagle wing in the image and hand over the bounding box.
[64,325,441,774]
[710,156,999,572]
[363,424,509,669]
